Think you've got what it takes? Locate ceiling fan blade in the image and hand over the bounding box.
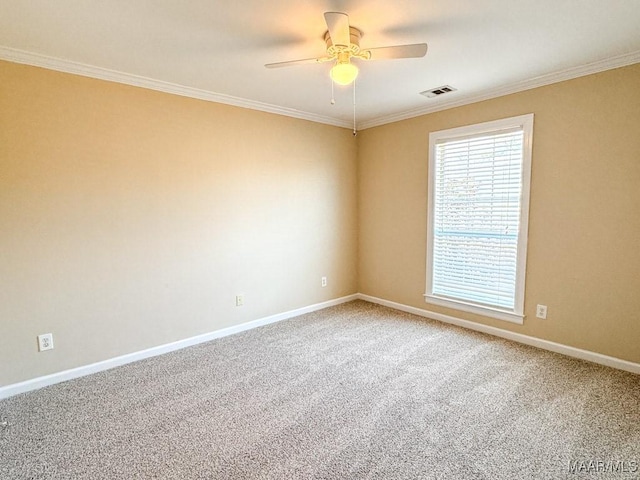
[265,56,332,68]
[363,43,428,60]
[324,12,350,47]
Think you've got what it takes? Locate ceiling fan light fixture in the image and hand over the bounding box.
[330,61,358,85]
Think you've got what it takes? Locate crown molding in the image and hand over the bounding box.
[0,46,352,129]
[358,50,640,130]
[2,46,638,132]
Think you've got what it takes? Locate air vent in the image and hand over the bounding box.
[420,85,457,98]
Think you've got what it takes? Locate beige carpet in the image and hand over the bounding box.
[1,300,639,479]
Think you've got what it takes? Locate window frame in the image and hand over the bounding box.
[424,114,534,324]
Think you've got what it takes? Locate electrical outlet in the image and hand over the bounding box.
[38,333,54,352]
[235,294,244,307]
[536,304,548,319]
[321,276,327,287]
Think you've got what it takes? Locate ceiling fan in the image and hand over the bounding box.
[265,12,428,86]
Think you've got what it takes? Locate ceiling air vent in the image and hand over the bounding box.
[420,85,457,98]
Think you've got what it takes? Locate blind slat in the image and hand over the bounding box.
[431,128,525,311]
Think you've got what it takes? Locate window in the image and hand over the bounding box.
[425,114,533,324]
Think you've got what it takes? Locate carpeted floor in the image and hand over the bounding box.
[1,300,639,479]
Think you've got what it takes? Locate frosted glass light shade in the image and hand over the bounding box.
[330,62,359,85]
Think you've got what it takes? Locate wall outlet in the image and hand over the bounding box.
[38,333,54,352]
[321,276,327,287]
[536,304,548,319]
[235,294,244,307]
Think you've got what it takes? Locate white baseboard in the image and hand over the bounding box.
[357,293,640,375]
[0,294,358,400]
[3,292,636,400]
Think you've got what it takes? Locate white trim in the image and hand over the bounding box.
[423,294,524,324]
[1,45,638,131]
[0,294,358,399]
[0,46,352,130]
[425,114,533,324]
[1,292,637,399]
[358,50,640,130]
[357,294,640,375]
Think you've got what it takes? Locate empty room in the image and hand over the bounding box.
[1,1,639,478]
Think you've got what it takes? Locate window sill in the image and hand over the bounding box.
[423,294,524,325]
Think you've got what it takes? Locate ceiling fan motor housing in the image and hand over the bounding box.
[325,27,368,59]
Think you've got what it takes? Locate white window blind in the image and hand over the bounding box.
[425,115,533,324]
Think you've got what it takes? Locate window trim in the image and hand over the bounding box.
[424,114,534,325]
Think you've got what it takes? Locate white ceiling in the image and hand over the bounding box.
[1,1,640,129]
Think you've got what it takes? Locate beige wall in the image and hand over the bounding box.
[358,63,640,364]
[0,61,358,386]
[2,60,639,388]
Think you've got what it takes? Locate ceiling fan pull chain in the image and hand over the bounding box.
[330,78,335,105]
[352,79,357,136]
